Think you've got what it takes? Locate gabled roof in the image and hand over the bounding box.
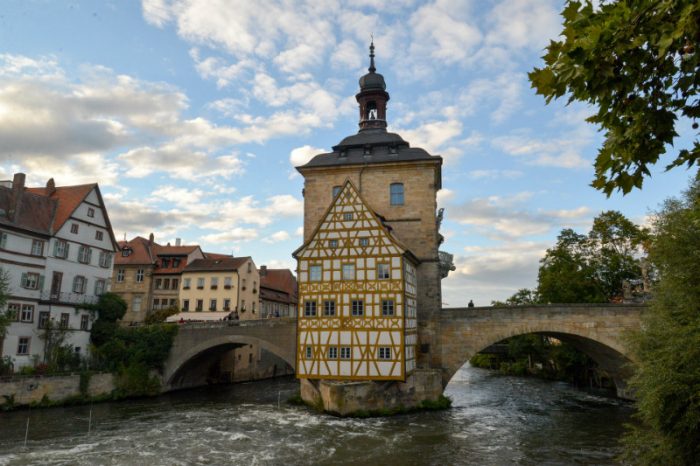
[293,179,418,263]
[183,256,251,273]
[203,252,233,260]
[260,268,297,304]
[154,244,200,256]
[115,237,156,266]
[27,184,95,233]
[0,187,55,235]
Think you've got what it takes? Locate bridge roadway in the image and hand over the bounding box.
[162,304,645,397]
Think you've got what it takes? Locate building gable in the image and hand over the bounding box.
[295,180,408,261]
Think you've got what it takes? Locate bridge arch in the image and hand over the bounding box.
[439,305,643,398]
[162,321,297,391]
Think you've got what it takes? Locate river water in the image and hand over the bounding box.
[0,365,632,465]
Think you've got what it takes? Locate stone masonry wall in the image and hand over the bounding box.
[0,373,115,408]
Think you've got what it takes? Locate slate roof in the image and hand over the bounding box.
[0,187,55,235]
[183,257,250,273]
[297,129,442,171]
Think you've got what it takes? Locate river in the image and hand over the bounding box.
[0,365,633,465]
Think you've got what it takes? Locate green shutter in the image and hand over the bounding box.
[21,272,27,287]
[53,240,59,256]
[38,275,45,291]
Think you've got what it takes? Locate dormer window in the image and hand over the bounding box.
[363,145,372,156]
[339,150,347,157]
[389,146,398,155]
[121,247,132,257]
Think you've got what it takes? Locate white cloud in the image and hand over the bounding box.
[201,228,259,244]
[468,169,523,180]
[263,230,291,244]
[290,145,326,167]
[492,133,591,169]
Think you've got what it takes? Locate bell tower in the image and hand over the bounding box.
[356,41,390,131]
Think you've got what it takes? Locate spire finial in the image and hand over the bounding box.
[369,36,376,73]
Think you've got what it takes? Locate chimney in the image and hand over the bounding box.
[46,178,56,196]
[148,232,154,245]
[260,265,267,276]
[9,173,26,222]
[175,238,181,246]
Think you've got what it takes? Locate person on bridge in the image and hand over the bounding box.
[468,300,475,308]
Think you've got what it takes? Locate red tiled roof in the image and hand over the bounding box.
[0,188,55,234]
[154,245,200,255]
[203,252,233,260]
[114,236,156,265]
[183,256,250,273]
[27,184,95,232]
[259,269,297,303]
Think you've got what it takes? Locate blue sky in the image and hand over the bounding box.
[1,0,695,306]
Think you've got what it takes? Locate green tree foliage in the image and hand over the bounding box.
[530,1,700,195]
[0,268,11,344]
[39,320,81,373]
[83,293,127,347]
[144,306,180,325]
[623,178,700,465]
[491,288,539,306]
[537,211,647,303]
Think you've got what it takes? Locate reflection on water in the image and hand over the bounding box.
[0,365,632,465]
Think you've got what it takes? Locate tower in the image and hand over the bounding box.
[294,42,451,414]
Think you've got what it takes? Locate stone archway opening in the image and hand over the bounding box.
[443,331,635,399]
[166,337,295,391]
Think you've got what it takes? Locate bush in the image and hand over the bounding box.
[0,356,13,376]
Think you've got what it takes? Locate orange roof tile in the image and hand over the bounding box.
[27,184,95,232]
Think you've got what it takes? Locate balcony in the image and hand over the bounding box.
[438,250,456,279]
[39,291,99,305]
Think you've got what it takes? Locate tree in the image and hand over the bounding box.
[529,1,700,195]
[537,211,646,303]
[623,178,700,465]
[491,288,539,306]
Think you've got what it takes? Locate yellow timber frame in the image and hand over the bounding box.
[294,179,418,381]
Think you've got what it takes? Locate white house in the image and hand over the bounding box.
[0,173,117,370]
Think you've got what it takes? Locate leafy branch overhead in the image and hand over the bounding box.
[529,0,700,195]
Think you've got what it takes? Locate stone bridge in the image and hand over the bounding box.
[438,303,646,398]
[162,318,297,391]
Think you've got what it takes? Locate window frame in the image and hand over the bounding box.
[343,212,353,221]
[80,314,89,331]
[77,245,92,264]
[54,239,69,259]
[328,346,338,359]
[305,346,313,359]
[72,275,87,294]
[304,300,317,317]
[378,347,392,360]
[332,186,342,198]
[377,263,390,280]
[340,347,351,360]
[390,183,404,206]
[95,230,104,241]
[309,265,322,282]
[342,263,355,281]
[31,239,44,256]
[323,300,335,317]
[359,238,369,247]
[70,223,79,234]
[135,268,145,283]
[351,299,364,317]
[87,207,95,218]
[17,337,30,355]
[21,272,40,290]
[116,268,125,283]
[209,299,217,311]
[20,304,34,323]
[382,299,395,316]
[38,311,50,329]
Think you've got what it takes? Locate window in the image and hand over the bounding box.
[17,337,30,355]
[161,258,169,268]
[382,299,395,316]
[343,212,353,221]
[304,301,317,317]
[135,269,144,283]
[196,299,203,311]
[223,298,231,310]
[94,279,106,295]
[182,299,190,311]
[21,272,40,290]
[359,238,369,247]
[378,263,390,280]
[183,278,191,289]
[332,186,342,198]
[78,246,92,264]
[305,346,312,359]
[31,240,44,256]
[54,239,69,259]
[116,268,125,282]
[197,277,204,289]
[169,299,176,307]
[224,276,232,289]
[121,247,131,257]
[95,231,103,241]
[340,347,351,360]
[163,278,170,289]
[242,278,247,290]
[323,300,335,317]
[38,311,50,329]
[7,304,20,321]
[209,299,217,311]
[153,298,161,309]
[378,347,392,360]
[351,299,364,316]
[342,264,355,280]
[247,262,252,273]
[87,207,95,218]
[132,296,142,312]
[390,183,404,205]
[171,278,179,289]
[60,313,69,328]
[155,278,162,290]
[329,239,338,248]
[70,223,79,234]
[20,305,34,322]
[328,347,338,359]
[99,251,112,268]
[0,231,7,249]
[172,258,181,268]
[211,277,218,289]
[73,276,86,294]
[80,314,89,331]
[309,265,322,282]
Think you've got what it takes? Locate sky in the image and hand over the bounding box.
[0,0,695,307]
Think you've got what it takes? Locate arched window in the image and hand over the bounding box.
[365,101,377,120]
[390,183,404,205]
